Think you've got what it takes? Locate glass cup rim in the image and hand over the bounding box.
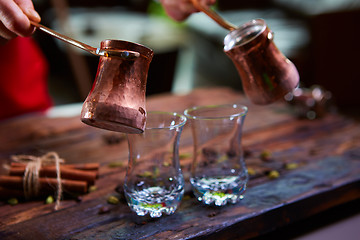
[184,104,248,120]
[145,111,187,130]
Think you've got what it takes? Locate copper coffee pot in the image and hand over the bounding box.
[191,0,299,105]
[81,40,153,134]
[32,21,153,133]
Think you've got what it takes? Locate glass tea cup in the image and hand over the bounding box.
[124,111,187,218]
[184,104,248,206]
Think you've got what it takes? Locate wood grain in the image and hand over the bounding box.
[0,87,359,240]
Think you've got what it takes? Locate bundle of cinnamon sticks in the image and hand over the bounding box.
[0,162,99,200]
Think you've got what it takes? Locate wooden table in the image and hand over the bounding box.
[1,87,359,240]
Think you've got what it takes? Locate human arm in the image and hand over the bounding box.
[160,0,216,21]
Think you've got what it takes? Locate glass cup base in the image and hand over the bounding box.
[190,176,246,206]
[124,186,184,218]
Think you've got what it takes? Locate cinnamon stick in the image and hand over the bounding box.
[9,166,97,185]
[10,162,100,172]
[0,175,88,194]
[64,163,99,171]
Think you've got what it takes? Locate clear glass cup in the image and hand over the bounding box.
[184,104,248,206]
[124,112,187,218]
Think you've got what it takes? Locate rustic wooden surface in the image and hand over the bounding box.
[0,87,359,240]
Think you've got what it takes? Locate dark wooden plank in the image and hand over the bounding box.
[1,155,359,240]
[0,87,359,239]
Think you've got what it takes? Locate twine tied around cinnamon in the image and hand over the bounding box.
[11,152,65,210]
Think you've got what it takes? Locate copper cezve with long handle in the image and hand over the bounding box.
[191,0,299,105]
[32,21,154,133]
[80,40,153,134]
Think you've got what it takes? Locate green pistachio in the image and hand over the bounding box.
[107,196,120,205]
[285,162,299,170]
[89,185,97,192]
[108,162,124,168]
[45,196,54,204]
[268,170,280,179]
[8,198,18,206]
[247,167,256,176]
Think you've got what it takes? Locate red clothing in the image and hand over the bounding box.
[0,37,52,120]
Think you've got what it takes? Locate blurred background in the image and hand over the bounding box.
[32,0,360,112]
